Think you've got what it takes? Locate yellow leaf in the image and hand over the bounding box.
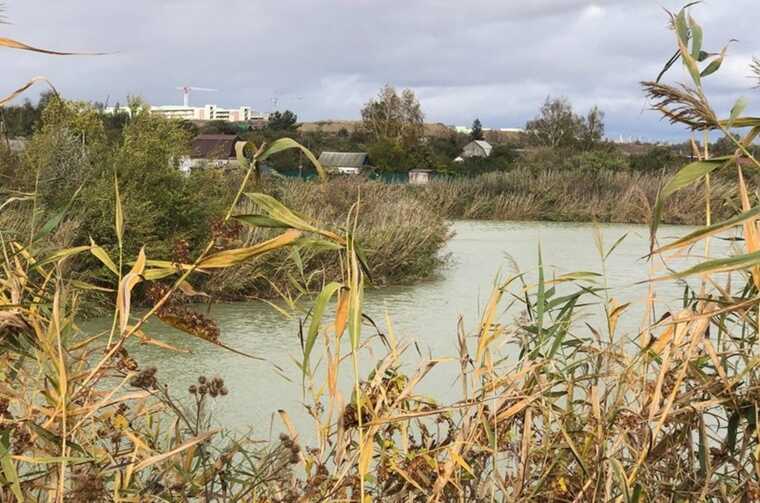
[448,447,475,478]
[133,430,217,472]
[335,290,350,339]
[111,414,128,431]
[198,229,302,269]
[117,247,146,334]
[0,77,55,107]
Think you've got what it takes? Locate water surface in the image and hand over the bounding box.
[98,220,727,432]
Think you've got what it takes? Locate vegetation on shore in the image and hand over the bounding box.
[4,4,760,501]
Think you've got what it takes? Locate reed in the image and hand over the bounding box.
[410,167,737,224]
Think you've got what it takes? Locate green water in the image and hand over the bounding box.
[92,220,724,433]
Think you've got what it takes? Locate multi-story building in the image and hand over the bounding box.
[103,104,267,123]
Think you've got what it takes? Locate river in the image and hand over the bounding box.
[100,220,726,434]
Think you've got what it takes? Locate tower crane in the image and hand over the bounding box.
[176,86,217,107]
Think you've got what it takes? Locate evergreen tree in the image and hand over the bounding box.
[470,118,484,141]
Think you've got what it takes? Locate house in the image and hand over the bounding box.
[459,140,493,160]
[3,138,27,153]
[180,134,241,171]
[408,169,433,185]
[317,152,370,175]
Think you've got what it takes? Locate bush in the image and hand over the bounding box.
[629,145,682,172]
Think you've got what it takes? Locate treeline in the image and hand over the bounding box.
[4,88,755,179]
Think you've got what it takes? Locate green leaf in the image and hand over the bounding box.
[726,412,740,453]
[244,193,320,234]
[348,271,364,351]
[631,484,643,503]
[536,245,545,342]
[688,15,703,60]
[0,431,22,502]
[292,237,344,252]
[701,45,729,78]
[114,176,124,250]
[728,97,748,129]
[675,9,689,46]
[680,42,702,87]
[605,233,628,260]
[302,282,342,381]
[609,457,631,502]
[35,184,83,240]
[89,238,119,275]
[37,245,91,267]
[256,138,328,182]
[658,249,760,280]
[233,214,292,229]
[69,280,114,292]
[653,204,760,256]
[26,421,87,455]
[650,157,731,249]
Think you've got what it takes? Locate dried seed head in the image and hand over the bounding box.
[642,81,719,130]
[289,452,300,464]
[130,367,158,389]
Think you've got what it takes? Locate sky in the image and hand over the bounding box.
[2,0,759,141]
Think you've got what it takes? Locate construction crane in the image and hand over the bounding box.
[176,86,217,107]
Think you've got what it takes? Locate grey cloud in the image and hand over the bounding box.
[2,0,759,140]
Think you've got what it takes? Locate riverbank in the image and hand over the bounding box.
[409,167,732,224]
[197,168,721,299]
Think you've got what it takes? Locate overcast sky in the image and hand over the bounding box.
[2,0,759,141]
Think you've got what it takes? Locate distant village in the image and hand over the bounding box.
[96,91,536,184]
[5,86,698,185]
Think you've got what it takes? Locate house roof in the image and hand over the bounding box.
[317,151,368,168]
[191,134,240,159]
[6,138,27,153]
[472,140,493,156]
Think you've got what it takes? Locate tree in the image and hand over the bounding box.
[361,85,424,148]
[267,110,298,131]
[470,118,483,141]
[580,106,605,148]
[525,97,605,150]
[525,97,583,149]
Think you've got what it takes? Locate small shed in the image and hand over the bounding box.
[460,140,493,159]
[181,134,241,171]
[408,169,433,185]
[317,152,369,175]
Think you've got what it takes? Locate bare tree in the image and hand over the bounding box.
[526,97,605,149]
[361,85,424,147]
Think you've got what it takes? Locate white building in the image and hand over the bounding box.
[455,126,525,135]
[103,104,267,123]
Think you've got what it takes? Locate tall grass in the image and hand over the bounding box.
[411,167,737,224]
[202,177,450,301]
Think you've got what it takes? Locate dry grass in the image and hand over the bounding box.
[410,167,737,224]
